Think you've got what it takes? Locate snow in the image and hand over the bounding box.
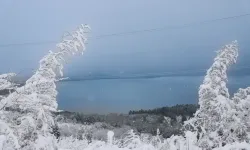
[0,28,249,150]
[107,131,114,145]
[184,41,243,149]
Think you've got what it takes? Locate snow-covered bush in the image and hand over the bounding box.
[58,136,89,150]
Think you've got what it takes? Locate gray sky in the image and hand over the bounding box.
[0,0,250,78]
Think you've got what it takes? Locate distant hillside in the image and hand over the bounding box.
[55,104,199,138]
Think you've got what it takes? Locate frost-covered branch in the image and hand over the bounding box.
[185,41,239,149]
[0,24,90,149]
[0,73,16,91]
[232,87,250,121]
[232,86,250,115]
[199,40,238,108]
[231,87,250,142]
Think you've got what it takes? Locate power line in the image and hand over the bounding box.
[0,41,57,48]
[93,13,250,39]
[0,13,250,48]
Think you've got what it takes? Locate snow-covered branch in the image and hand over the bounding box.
[0,24,90,149]
[185,41,239,149]
[0,73,16,91]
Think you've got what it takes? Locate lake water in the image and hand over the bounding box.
[57,76,250,114]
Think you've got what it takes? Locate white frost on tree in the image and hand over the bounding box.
[107,131,114,145]
[0,73,17,101]
[0,73,16,91]
[176,115,182,124]
[117,130,141,149]
[0,24,90,149]
[231,87,250,142]
[185,41,239,149]
[164,116,171,125]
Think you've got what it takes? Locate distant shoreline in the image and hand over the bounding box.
[12,72,250,83]
[59,74,250,82]
[60,74,204,82]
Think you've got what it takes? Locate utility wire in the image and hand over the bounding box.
[93,13,250,39]
[0,13,250,48]
[0,41,57,48]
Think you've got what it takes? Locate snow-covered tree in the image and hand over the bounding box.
[150,129,163,148]
[0,73,17,100]
[117,130,141,149]
[176,115,182,124]
[107,131,115,145]
[0,73,16,91]
[231,87,250,142]
[0,24,90,149]
[185,41,239,149]
[164,116,171,126]
[0,73,20,149]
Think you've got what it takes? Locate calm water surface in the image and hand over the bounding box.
[57,76,250,114]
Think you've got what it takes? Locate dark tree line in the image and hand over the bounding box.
[54,104,199,138]
[129,104,198,121]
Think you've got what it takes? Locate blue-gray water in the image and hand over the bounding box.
[57,76,250,114]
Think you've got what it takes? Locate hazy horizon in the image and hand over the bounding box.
[1,0,250,79]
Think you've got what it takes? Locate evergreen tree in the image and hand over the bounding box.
[185,41,239,149]
[0,24,89,149]
[231,87,250,142]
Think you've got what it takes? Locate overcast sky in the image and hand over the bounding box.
[0,0,250,78]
